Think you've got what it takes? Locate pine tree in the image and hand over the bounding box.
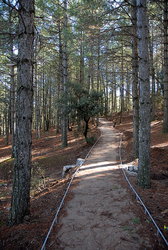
[131,0,139,157]
[10,0,35,225]
[163,0,168,132]
[137,0,151,188]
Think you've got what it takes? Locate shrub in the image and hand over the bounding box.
[86,136,96,145]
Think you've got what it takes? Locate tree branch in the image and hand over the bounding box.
[2,0,18,11]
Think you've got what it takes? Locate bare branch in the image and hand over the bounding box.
[2,0,18,11]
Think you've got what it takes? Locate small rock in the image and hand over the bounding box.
[62,164,76,177]
[128,165,138,172]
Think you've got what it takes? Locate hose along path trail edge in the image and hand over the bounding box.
[42,118,167,249]
[119,134,168,247]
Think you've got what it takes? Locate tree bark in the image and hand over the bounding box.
[42,62,47,131]
[61,0,68,147]
[4,87,9,145]
[83,116,90,139]
[163,0,168,132]
[137,0,151,188]
[112,66,117,112]
[120,43,125,120]
[10,0,34,225]
[34,60,40,138]
[132,0,139,158]
[8,8,16,156]
[126,70,130,111]
[149,27,156,121]
[80,31,84,86]
[10,63,16,155]
[56,20,62,134]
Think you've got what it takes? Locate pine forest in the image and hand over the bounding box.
[0,0,168,249]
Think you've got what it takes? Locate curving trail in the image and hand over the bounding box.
[48,119,152,250]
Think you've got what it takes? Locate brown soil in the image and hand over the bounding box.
[115,114,168,247]
[0,124,100,250]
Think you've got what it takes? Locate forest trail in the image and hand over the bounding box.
[48,119,152,249]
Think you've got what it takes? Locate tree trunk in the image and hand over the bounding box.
[137,0,151,188]
[34,61,40,138]
[112,67,117,112]
[120,43,125,119]
[56,20,62,134]
[88,46,93,91]
[83,116,90,139]
[163,0,168,132]
[61,0,68,147]
[80,31,84,86]
[4,91,9,145]
[96,35,101,125]
[149,27,156,121]
[10,0,34,225]
[10,63,16,155]
[8,8,16,156]
[132,0,139,158]
[90,45,94,90]
[126,70,130,111]
[42,63,47,131]
[0,117,1,136]
[48,79,52,130]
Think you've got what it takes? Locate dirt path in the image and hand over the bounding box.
[47,119,153,249]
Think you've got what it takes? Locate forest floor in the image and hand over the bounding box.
[0,123,100,250]
[0,114,167,249]
[114,113,168,248]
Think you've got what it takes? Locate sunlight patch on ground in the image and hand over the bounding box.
[0,156,11,164]
[80,172,113,180]
[103,144,118,149]
[152,143,168,148]
[81,161,117,169]
[68,137,83,143]
[79,161,120,179]
[0,145,11,150]
[119,163,133,169]
[151,121,162,127]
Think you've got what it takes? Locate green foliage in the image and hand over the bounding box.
[70,83,103,121]
[132,217,140,225]
[85,136,96,145]
[122,225,133,232]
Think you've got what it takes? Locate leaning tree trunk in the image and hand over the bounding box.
[10,0,34,225]
[137,0,151,188]
[132,0,139,158]
[163,0,168,132]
